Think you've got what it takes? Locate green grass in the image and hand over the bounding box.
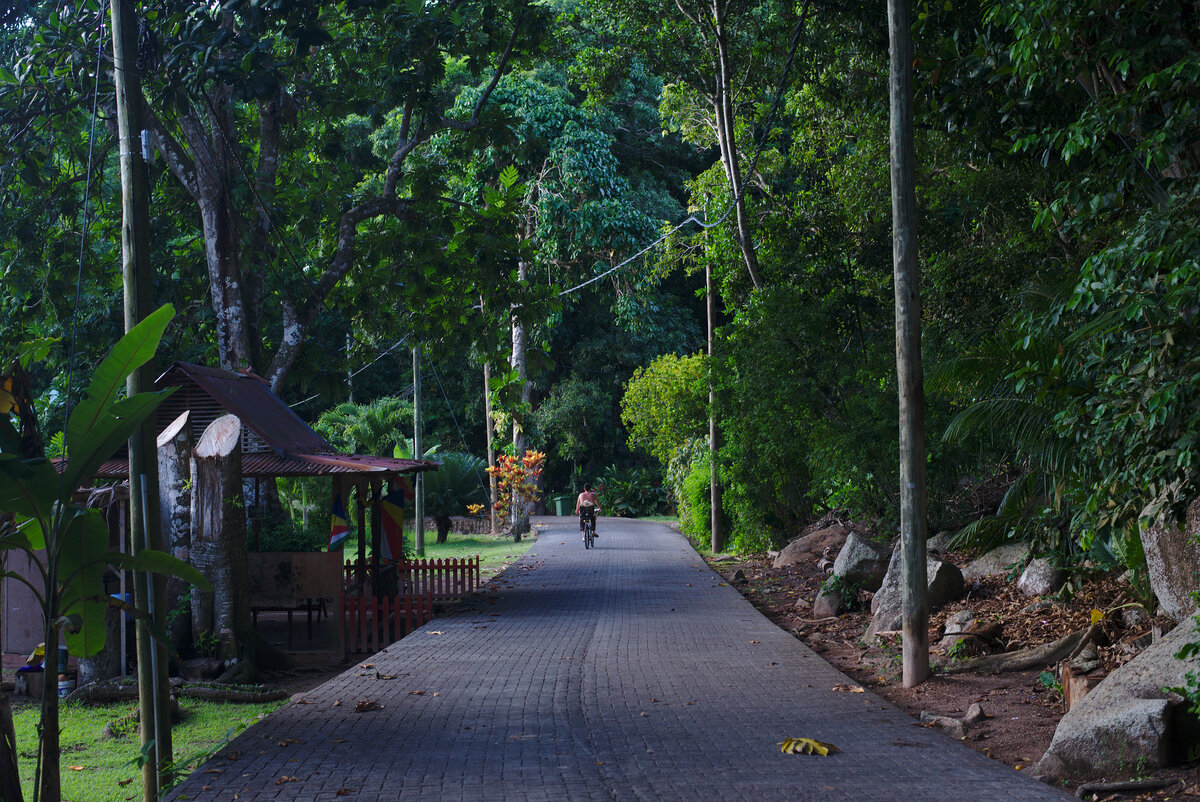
[419,530,536,579]
[12,697,285,802]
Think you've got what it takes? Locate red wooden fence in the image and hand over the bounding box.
[343,556,480,601]
[343,592,434,655]
[399,557,481,600]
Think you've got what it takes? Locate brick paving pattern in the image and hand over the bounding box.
[168,517,1070,801]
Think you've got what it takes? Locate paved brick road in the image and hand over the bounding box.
[168,517,1070,801]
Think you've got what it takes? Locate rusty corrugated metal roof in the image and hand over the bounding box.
[78,452,437,479]
[55,362,439,483]
[155,362,332,457]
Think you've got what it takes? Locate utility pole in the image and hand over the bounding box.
[706,264,722,553]
[887,0,930,687]
[483,360,498,536]
[110,0,174,795]
[413,347,424,557]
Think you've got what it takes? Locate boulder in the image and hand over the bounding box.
[1141,498,1200,622]
[812,590,841,619]
[961,541,1030,583]
[1033,620,1200,782]
[943,610,976,635]
[773,524,850,568]
[179,657,224,681]
[867,545,965,639]
[926,531,954,556]
[1017,558,1064,597]
[831,532,890,591]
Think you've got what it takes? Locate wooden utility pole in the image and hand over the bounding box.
[887,0,930,687]
[413,347,425,557]
[706,264,723,553]
[111,0,174,794]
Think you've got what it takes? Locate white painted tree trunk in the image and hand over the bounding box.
[189,415,250,661]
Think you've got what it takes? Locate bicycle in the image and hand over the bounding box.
[581,510,596,549]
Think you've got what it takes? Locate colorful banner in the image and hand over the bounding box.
[380,489,406,561]
[328,492,350,550]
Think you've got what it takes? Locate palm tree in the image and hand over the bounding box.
[423,452,488,543]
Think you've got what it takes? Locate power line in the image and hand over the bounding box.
[63,3,108,447]
[558,0,813,298]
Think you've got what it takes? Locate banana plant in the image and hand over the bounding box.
[0,304,210,802]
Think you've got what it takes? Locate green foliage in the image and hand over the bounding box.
[0,304,210,802]
[252,513,327,554]
[678,454,712,545]
[819,574,865,612]
[595,464,669,518]
[424,451,489,542]
[315,397,415,458]
[620,352,708,468]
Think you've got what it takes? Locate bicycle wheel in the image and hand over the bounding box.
[584,520,594,549]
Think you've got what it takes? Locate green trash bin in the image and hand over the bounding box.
[553,495,572,516]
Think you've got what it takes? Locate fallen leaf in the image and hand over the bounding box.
[779,737,840,756]
[359,663,375,669]
[1090,608,1104,625]
[375,672,397,680]
[118,779,134,786]
[69,766,84,771]
[278,739,300,747]
[332,700,341,706]
[354,699,383,712]
[409,690,426,695]
[749,640,760,644]
[336,790,355,797]
[429,631,445,635]
[277,775,302,784]
[832,683,865,693]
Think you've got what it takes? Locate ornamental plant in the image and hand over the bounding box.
[487,451,545,530]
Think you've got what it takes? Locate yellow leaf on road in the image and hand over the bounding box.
[779,737,840,756]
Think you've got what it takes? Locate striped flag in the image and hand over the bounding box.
[328,492,351,550]
[380,490,406,561]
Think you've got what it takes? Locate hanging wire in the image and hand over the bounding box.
[423,351,493,491]
[62,2,109,449]
[557,0,813,298]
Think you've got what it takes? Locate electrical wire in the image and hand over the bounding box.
[557,0,813,298]
[62,2,108,454]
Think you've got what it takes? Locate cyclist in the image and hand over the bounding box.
[575,483,601,541]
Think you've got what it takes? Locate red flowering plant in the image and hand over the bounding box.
[486,450,545,527]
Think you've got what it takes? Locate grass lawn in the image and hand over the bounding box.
[12,697,285,802]
[420,529,536,579]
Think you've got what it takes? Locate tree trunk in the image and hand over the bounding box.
[189,415,251,663]
[709,0,761,290]
[157,411,193,652]
[435,516,452,544]
[0,692,22,802]
[887,0,929,688]
[179,93,253,373]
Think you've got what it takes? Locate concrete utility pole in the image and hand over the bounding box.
[110,0,174,795]
[887,0,930,687]
[706,264,723,553]
[413,347,425,557]
[482,360,498,536]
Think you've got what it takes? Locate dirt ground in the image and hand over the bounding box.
[703,548,1200,801]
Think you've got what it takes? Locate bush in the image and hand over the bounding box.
[596,464,669,517]
[251,513,326,553]
[679,455,712,544]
